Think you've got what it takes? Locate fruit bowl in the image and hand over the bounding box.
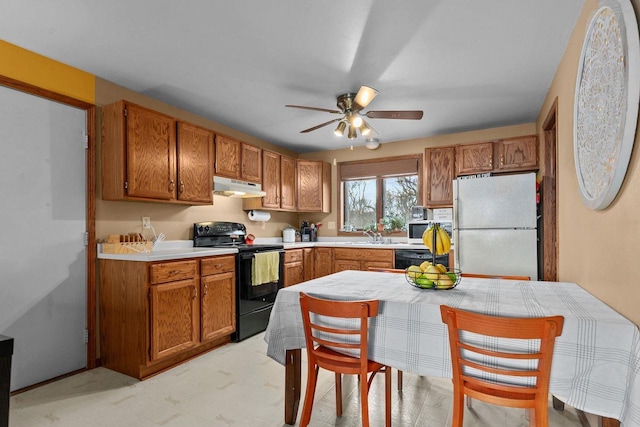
[405,265,461,290]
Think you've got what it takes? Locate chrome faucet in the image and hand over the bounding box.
[363,230,383,243]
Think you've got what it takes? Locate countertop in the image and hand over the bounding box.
[97,240,237,262]
[97,239,441,262]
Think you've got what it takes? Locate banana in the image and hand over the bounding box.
[435,225,444,254]
[438,226,451,253]
[422,227,434,250]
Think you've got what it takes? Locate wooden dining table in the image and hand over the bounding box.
[264,270,640,427]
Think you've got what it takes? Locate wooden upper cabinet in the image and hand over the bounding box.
[455,142,494,176]
[214,135,262,183]
[425,146,455,207]
[261,150,281,209]
[241,143,262,183]
[214,135,241,179]
[297,159,331,213]
[177,122,214,204]
[102,101,177,201]
[495,136,538,172]
[280,155,296,210]
[102,100,214,205]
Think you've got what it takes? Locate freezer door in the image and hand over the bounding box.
[455,229,538,280]
[454,173,537,229]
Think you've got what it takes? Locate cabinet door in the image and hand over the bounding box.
[496,136,538,172]
[261,150,281,209]
[177,122,214,203]
[280,155,297,211]
[214,135,240,178]
[425,146,455,207]
[297,160,330,212]
[455,142,494,175]
[126,104,176,200]
[314,247,333,278]
[284,262,304,287]
[149,278,199,361]
[201,271,236,342]
[241,143,262,183]
[303,248,315,281]
[334,259,361,272]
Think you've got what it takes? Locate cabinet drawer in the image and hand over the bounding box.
[201,256,236,276]
[285,249,303,263]
[333,248,393,262]
[150,260,198,284]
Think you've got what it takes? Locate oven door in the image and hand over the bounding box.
[237,250,285,301]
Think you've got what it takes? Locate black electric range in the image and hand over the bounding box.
[193,221,284,341]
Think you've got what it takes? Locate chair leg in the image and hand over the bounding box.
[335,373,342,416]
[360,371,370,427]
[385,367,392,427]
[300,365,319,427]
[451,389,464,427]
[397,370,403,391]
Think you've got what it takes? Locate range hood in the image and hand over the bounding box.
[213,176,266,198]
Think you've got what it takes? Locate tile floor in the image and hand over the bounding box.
[9,333,586,426]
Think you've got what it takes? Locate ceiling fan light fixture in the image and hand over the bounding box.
[365,138,380,150]
[353,85,378,109]
[360,120,372,136]
[347,125,357,139]
[334,121,346,136]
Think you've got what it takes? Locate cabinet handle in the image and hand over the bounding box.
[179,181,185,193]
[203,283,208,296]
[500,154,504,166]
[192,286,198,300]
[215,263,224,268]
[169,180,175,191]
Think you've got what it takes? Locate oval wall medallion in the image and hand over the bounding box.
[573,0,640,210]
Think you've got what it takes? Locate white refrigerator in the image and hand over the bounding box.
[453,173,538,280]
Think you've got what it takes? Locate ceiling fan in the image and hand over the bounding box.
[286,85,423,140]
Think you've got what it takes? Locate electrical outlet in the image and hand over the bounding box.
[142,216,151,229]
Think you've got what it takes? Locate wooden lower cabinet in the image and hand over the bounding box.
[284,249,304,287]
[200,256,236,342]
[333,248,394,272]
[314,247,333,278]
[99,255,236,380]
[303,247,315,281]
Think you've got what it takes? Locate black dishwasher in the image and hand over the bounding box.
[395,248,449,269]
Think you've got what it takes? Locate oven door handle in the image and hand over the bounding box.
[239,249,285,260]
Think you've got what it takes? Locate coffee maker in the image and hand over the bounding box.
[300,220,317,242]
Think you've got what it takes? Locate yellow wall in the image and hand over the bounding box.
[0,40,94,103]
[537,0,640,326]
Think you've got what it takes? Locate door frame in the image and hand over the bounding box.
[0,75,97,370]
[541,98,558,281]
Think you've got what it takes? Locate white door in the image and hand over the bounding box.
[0,85,87,390]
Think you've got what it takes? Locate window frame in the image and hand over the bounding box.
[337,154,423,236]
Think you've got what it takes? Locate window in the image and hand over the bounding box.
[339,155,422,233]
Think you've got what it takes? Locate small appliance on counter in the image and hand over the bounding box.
[411,206,427,220]
[300,220,317,242]
[282,225,296,243]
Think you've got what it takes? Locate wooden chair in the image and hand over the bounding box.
[439,305,564,427]
[299,292,392,427]
[460,273,531,281]
[367,267,406,391]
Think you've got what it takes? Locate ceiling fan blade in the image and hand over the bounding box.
[285,104,342,114]
[352,86,378,110]
[366,110,424,120]
[300,118,342,133]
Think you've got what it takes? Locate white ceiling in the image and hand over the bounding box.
[0,1,584,153]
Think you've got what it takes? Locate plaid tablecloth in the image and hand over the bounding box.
[264,270,640,426]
